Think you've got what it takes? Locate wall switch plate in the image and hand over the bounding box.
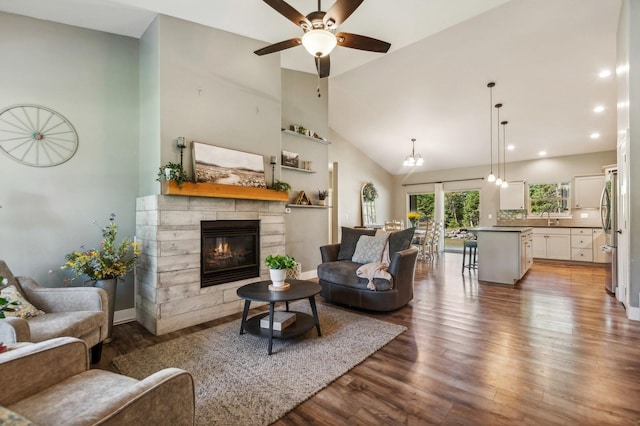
[488,214,492,219]
[580,213,588,218]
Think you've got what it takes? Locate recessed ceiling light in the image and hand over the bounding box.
[599,69,612,78]
[593,105,605,113]
[539,151,547,156]
[590,132,600,139]
[507,144,515,151]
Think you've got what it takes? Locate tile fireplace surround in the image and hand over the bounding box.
[135,195,285,335]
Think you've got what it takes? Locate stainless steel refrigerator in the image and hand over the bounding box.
[600,168,618,294]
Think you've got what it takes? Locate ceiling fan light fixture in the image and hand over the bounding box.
[302,29,337,57]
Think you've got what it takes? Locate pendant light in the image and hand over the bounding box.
[403,138,424,166]
[494,103,503,186]
[501,120,509,188]
[487,82,496,183]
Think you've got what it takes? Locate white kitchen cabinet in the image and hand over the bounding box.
[532,228,571,260]
[573,175,604,209]
[520,230,533,278]
[500,181,526,210]
[571,228,593,262]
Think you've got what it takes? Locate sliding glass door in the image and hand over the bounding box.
[443,189,480,251]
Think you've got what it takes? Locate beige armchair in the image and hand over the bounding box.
[0,260,108,362]
[0,337,195,425]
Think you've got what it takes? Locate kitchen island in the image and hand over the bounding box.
[469,227,533,285]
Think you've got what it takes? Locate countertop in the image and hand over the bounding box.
[469,227,533,232]
[496,224,598,229]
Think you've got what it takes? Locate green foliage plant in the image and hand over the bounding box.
[270,180,292,193]
[362,182,378,202]
[0,276,18,319]
[61,214,141,282]
[156,162,190,188]
[264,254,296,270]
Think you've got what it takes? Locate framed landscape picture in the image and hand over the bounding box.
[192,141,267,188]
[281,150,299,168]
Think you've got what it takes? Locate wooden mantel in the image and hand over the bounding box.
[161,181,289,202]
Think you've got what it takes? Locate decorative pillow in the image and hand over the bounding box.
[0,406,34,426]
[0,285,45,319]
[352,234,389,264]
[337,227,377,260]
[389,227,416,255]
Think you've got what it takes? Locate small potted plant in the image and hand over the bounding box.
[270,180,292,193]
[318,189,329,206]
[265,254,296,289]
[156,161,190,188]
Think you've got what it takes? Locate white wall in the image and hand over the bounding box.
[393,151,617,226]
[327,130,394,233]
[617,0,639,314]
[0,12,139,311]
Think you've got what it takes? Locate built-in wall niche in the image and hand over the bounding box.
[280,129,330,209]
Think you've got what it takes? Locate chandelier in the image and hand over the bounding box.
[403,138,424,166]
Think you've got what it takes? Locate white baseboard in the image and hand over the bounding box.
[627,305,640,321]
[114,308,136,325]
[300,270,318,280]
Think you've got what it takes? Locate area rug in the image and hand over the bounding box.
[112,301,406,425]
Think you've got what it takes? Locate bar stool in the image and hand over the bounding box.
[461,240,478,273]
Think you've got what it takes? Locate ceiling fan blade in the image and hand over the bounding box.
[324,0,364,28]
[263,0,311,29]
[254,37,302,55]
[316,55,330,78]
[336,32,391,53]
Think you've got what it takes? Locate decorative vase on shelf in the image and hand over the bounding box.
[318,199,327,206]
[90,278,117,343]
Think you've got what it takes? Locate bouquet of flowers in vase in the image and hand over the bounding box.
[61,213,140,282]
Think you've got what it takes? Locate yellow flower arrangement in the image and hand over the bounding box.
[407,212,422,223]
[61,214,141,282]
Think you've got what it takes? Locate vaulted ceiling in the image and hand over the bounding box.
[0,0,622,174]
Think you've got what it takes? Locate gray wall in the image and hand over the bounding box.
[151,15,282,188]
[281,69,329,273]
[0,12,139,311]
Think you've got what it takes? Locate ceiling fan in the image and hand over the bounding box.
[254,0,391,78]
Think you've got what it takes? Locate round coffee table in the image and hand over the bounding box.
[236,279,322,355]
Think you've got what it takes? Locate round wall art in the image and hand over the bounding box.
[0,104,79,167]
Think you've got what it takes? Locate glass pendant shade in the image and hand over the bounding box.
[302,30,337,57]
[403,138,423,167]
[495,177,503,186]
[487,173,496,183]
[501,180,509,188]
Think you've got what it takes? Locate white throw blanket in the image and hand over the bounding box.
[356,262,391,291]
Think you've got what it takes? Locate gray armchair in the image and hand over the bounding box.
[0,260,108,362]
[0,337,195,426]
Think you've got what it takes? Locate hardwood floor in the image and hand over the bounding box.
[97,254,640,425]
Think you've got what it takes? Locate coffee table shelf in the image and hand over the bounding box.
[243,311,316,339]
[237,280,322,355]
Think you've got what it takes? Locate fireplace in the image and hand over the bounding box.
[201,220,260,287]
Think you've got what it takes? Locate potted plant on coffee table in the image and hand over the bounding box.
[265,254,296,291]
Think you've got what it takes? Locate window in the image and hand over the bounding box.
[409,193,435,221]
[528,182,570,216]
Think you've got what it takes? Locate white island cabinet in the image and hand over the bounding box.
[469,227,533,285]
